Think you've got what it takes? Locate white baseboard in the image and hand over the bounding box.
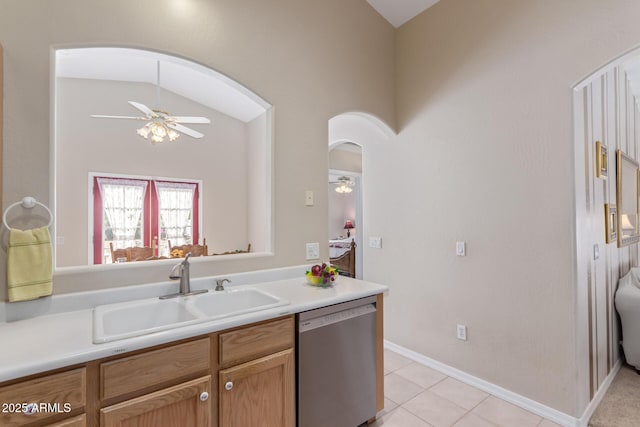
[576,359,621,427]
[384,340,620,427]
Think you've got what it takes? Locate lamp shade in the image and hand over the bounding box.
[344,220,354,229]
[621,214,635,230]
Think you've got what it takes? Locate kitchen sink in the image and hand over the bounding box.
[188,288,289,318]
[93,287,289,344]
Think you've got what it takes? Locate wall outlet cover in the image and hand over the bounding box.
[456,324,467,341]
[305,242,320,260]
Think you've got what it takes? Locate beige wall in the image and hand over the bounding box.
[360,0,640,416]
[0,0,395,295]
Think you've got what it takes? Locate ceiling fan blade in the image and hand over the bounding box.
[167,122,204,139]
[90,115,146,120]
[128,101,156,117]
[170,116,211,124]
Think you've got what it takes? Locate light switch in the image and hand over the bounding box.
[456,241,466,256]
[593,243,600,260]
[306,242,319,260]
[369,237,382,249]
[305,190,314,206]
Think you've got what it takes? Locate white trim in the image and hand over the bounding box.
[383,340,613,427]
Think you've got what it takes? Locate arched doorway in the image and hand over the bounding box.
[328,112,394,280]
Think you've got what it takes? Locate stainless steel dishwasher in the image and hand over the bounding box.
[297,295,377,427]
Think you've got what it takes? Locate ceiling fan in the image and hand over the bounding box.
[90,61,210,143]
[330,176,354,193]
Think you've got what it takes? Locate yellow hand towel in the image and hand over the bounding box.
[7,226,53,302]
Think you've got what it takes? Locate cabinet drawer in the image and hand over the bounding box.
[0,368,86,427]
[101,338,210,400]
[219,317,294,366]
[47,414,86,426]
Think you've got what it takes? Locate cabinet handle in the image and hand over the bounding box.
[225,381,233,391]
[200,392,209,401]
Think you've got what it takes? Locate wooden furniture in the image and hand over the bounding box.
[169,238,208,257]
[218,317,295,427]
[0,315,302,427]
[0,368,86,426]
[127,245,154,262]
[330,238,356,278]
[211,243,252,256]
[109,243,156,263]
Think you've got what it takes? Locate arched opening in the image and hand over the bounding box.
[328,112,394,279]
[53,47,273,269]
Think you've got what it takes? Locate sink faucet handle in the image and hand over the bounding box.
[215,278,231,291]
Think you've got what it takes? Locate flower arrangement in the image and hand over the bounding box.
[305,263,338,286]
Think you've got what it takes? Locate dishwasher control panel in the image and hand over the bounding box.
[299,304,376,332]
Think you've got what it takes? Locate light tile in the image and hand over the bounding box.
[537,420,562,427]
[395,362,447,389]
[430,377,490,410]
[453,412,498,427]
[403,390,468,427]
[471,396,541,427]
[384,372,424,405]
[377,397,399,417]
[370,406,434,427]
[385,349,414,372]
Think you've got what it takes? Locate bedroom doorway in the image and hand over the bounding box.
[328,142,362,279]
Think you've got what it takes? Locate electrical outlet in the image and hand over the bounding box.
[456,324,467,341]
[456,241,466,256]
[305,242,320,260]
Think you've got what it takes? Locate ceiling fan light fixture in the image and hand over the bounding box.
[333,176,354,194]
[335,184,353,194]
[136,125,151,139]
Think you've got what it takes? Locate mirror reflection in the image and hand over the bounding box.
[616,149,640,247]
[54,47,272,268]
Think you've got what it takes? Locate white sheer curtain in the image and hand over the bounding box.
[97,178,147,249]
[155,181,196,247]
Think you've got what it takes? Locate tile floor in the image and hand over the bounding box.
[370,349,563,427]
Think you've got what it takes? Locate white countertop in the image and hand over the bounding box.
[0,271,387,383]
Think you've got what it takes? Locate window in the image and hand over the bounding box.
[93,176,200,264]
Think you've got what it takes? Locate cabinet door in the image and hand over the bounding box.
[219,349,294,427]
[46,414,86,426]
[100,376,210,427]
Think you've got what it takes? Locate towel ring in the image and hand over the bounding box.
[2,197,53,231]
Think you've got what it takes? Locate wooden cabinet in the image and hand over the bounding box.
[217,317,295,427]
[47,414,86,427]
[100,376,211,427]
[100,338,210,401]
[219,349,294,427]
[0,367,86,427]
[0,298,384,427]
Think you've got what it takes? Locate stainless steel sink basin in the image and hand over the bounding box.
[187,288,289,318]
[93,287,289,344]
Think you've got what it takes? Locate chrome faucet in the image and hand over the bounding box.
[160,253,207,299]
[215,278,231,291]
